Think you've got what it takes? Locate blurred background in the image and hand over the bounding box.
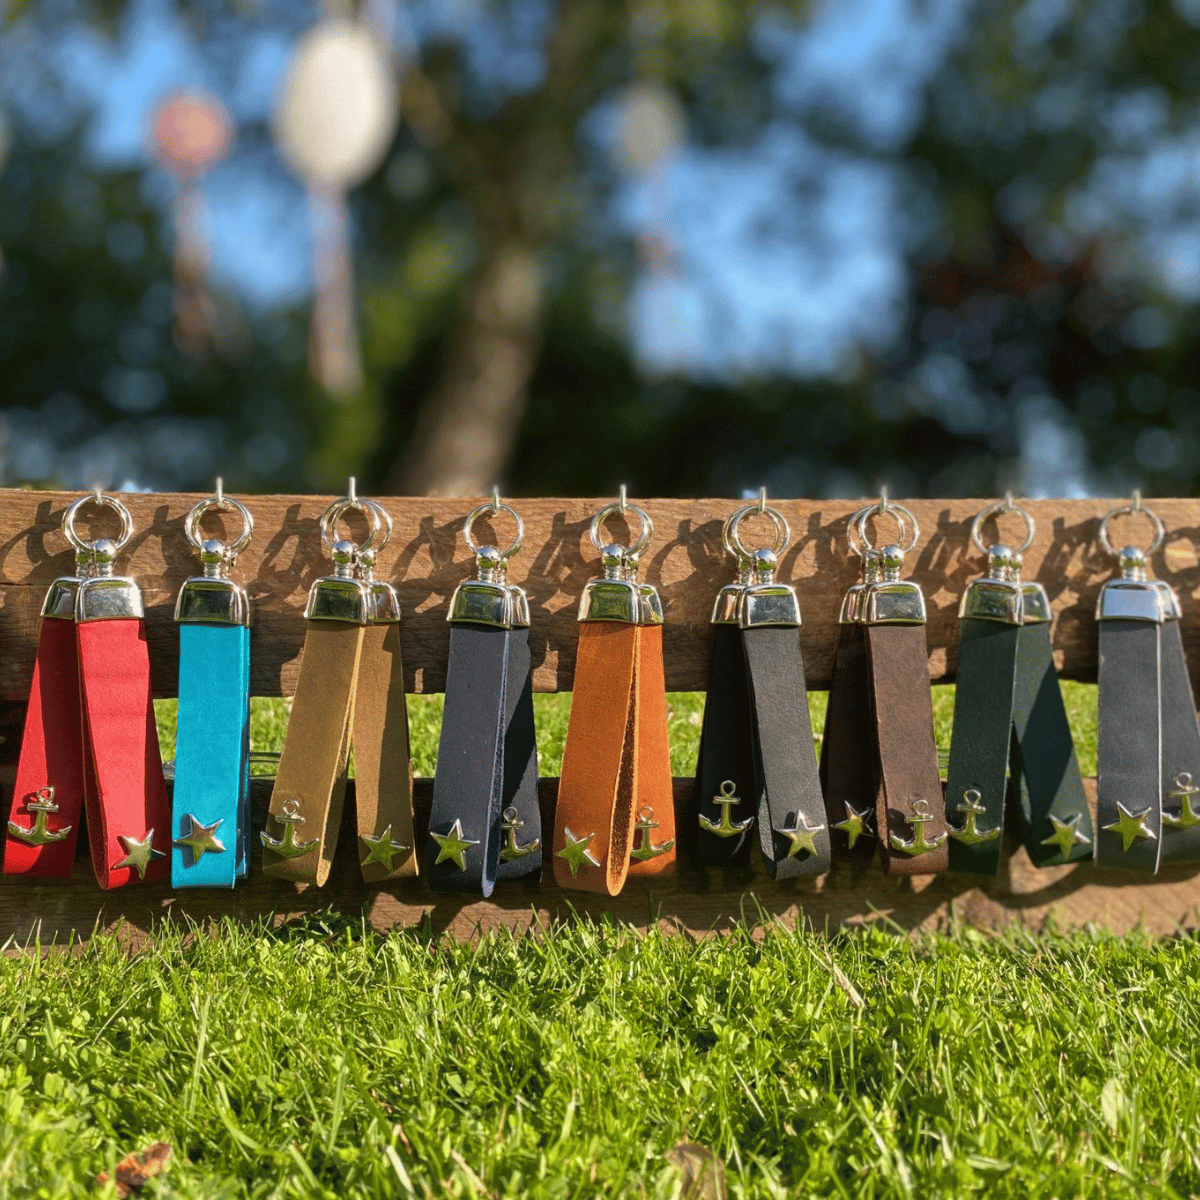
[2,0,1199,499]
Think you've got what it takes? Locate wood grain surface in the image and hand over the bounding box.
[1,490,1198,698]
[3,778,1197,951]
[2,488,1199,945]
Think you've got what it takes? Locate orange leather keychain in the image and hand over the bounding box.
[554,493,675,894]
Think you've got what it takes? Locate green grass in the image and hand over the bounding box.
[1,682,1128,1198]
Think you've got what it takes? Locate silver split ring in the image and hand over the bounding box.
[589,497,653,557]
[727,503,790,561]
[849,497,918,556]
[185,492,254,557]
[463,497,524,559]
[320,492,382,555]
[1099,492,1164,559]
[62,490,133,553]
[970,496,1034,557]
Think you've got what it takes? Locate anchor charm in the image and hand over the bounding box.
[1164,772,1200,830]
[698,780,754,838]
[946,788,1000,846]
[260,797,318,859]
[7,787,72,846]
[889,798,948,857]
[631,805,675,860]
[499,806,540,862]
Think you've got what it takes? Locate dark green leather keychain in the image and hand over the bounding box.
[946,498,1092,874]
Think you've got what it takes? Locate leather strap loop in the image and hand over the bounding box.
[495,624,542,884]
[264,622,362,885]
[626,623,676,880]
[77,619,171,890]
[945,620,1020,875]
[4,617,86,877]
[554,623,639,895]
[1012,621,1093,866]
[742,626,829,878]
[865,624,948,874]
[353,622,417,882]
[428,624,509,895]
[1157,619,1200,864]
[819,623,879,866]
[693,624,757,866]
[171,624,250,888]
[1096,620,1162,872]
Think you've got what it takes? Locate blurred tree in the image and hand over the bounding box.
[3,0,1200,498]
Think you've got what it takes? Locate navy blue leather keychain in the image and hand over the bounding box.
[427,492,540,895]
[171,481,253,888]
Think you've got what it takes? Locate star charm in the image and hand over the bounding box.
[1102,803,1156,852]
[173,815,226,864]
[1041,813,1090,862]
[556,827,599,877]
[113,830,166,880]
[777,812,825,859]
[833,803,873,850]
[361,825,411,872]
[430,819,479,870]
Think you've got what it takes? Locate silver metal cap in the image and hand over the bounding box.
[862,544,926,625]
[175,577,251,626]
[75,540,144,622]
[738,549,800,628]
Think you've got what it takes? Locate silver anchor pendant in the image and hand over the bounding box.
[499,807,540,862]
[889,798,948,856]
[946,788,1001,846]
[631,805,675,861]
[7,786,72,846]
[1164,772,1200,830]
[260,797,318,859]
[698,780,754,838]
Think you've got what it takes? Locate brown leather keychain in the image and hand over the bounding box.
[554,491,675,894]
[822,497,947,874]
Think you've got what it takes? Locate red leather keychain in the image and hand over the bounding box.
[5,491,170,888]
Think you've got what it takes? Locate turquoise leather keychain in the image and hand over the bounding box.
[171,482,253,888]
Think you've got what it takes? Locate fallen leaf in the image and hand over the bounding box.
[97,1141,171,1198]
[665,1141,726,1200]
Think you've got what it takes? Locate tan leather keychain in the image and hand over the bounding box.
[264,484,415,885]
[554,492,675,894]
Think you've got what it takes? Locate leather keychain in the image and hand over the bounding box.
[351,501,418,884]
[694,496,829,876]
[171,482,254,888]
[554,491,675,894]
[427,492,541,895]
[946,498,1092,873]
[819,534,887,867]
[263,484,373,885]
[847,496,948,874]
[14,490,174,889]
[1095,494,1200,871]
[4,517,101,877]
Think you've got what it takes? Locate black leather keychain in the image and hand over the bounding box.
[427,494,541,894]
[946,498,1092,873]
[693,496,829,877]
[1095,494,1200,871]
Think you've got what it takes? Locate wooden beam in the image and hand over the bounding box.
[1,491,1197,699]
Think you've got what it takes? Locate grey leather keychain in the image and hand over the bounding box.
[1096,495,1200,871]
